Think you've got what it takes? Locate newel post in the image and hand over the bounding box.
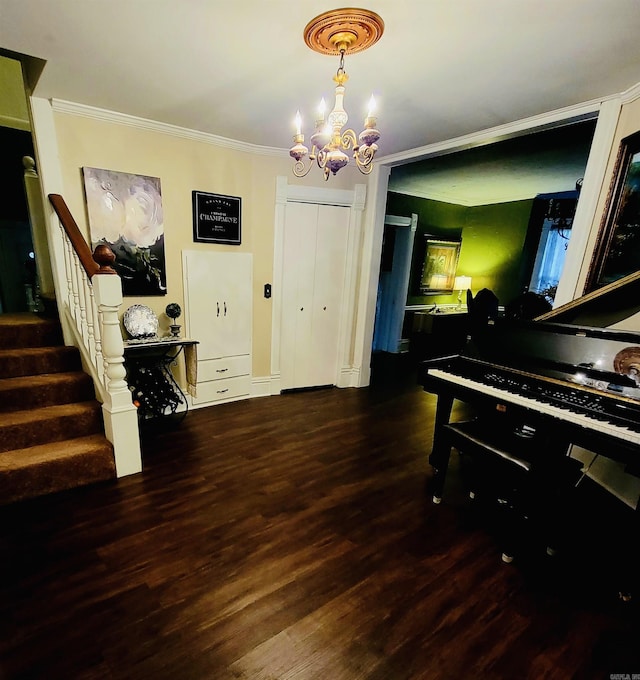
[91,246,142,477]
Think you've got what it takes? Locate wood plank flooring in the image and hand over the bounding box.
[0,370,638,679]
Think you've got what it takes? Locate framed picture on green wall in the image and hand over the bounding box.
[419,237,461,294]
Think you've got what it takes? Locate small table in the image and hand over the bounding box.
[123,338,198,421]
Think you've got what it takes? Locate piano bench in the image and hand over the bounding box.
[444,420,534,474]
[441,419,575,563]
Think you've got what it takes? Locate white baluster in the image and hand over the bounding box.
[77,272,89,345]
[71,255,82,325]
[61,229,75,312]
[87,285,103,384]
[83,278,96,367]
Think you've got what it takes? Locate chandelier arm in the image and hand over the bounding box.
[316,147,328,170]
[356,162,374,175]
[354,145,377,172]
[339,129,358,150]
[292,158,314,178]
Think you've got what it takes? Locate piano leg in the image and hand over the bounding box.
[617,504,639,602]
[429,393,455,503]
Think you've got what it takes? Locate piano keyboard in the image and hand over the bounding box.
[428,367,640,446]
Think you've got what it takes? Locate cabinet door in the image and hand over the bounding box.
[183,251,252,360]
[214,253,252,358]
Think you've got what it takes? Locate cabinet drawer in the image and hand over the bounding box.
[193,374,251,405]
[198,355,251,381]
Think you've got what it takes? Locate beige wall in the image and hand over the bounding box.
[51,110,367,379]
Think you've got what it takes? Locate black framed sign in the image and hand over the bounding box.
[192,191,241,245]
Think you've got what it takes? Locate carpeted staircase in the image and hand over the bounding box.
[0,313,116,504]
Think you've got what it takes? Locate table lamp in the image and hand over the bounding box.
[453,276,472,309]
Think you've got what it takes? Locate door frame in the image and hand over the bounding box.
[373,213,418,353]
[271,176,366,394]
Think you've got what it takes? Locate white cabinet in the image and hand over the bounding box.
[183,250,252,405]
[280,202,350,390]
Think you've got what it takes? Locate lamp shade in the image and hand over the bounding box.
[454,275,472,291]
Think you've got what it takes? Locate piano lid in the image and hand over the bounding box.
[535,270,640,330]
[461,271,640,403]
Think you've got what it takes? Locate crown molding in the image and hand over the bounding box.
[620,81,640,104]
[51,99,288,158]
[0,113,30,132]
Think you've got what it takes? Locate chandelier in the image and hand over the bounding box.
[290,8,384,181]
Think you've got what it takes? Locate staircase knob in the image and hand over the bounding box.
[93,244,117,274]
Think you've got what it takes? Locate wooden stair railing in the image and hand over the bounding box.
[47,193,142,477]
[48,194,117,278]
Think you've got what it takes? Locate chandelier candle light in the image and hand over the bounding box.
[290,8,384,181]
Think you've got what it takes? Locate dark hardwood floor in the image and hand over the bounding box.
[0,361,638,679]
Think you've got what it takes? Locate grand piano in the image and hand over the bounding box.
[419,271,640,509]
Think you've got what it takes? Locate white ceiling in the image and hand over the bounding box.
[2,0,640,203]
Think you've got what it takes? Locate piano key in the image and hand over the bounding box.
[427,368,640,446]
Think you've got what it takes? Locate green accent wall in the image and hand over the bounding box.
[386,191,533,307]
[0,55,30,131]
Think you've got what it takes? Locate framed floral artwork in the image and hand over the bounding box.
[82,167,167,296]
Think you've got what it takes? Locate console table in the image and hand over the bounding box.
[123,338,198,421]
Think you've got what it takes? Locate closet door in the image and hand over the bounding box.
[280,202,350,390]
[310,204,349,386]
[281,203,318,389]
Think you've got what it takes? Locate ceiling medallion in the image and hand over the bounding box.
[290,8,384,180]
[303,8,385,55]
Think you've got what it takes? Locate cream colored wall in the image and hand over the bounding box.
[0,55,30,130]
[51,110,365,381]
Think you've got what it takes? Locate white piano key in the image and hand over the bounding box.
[427,368,640,446]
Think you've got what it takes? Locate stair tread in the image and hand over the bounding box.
[0,313,59,327]
[0,401,101,427]
[0,370,95,414]
[0,434,113,468]
[0,371,92,389]
[0,313,63,349]
[0,346,76,357]
[0,346,81,379]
